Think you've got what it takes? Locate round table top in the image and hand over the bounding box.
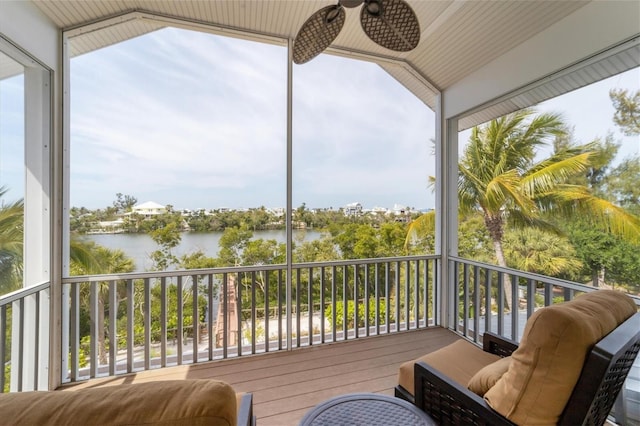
[299,393,436,426]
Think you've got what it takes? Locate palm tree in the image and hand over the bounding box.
[0,187,24,295]
[408,109,640,309]
[70,240,135,364]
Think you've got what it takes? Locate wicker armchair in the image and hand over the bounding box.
[408,312,640,426]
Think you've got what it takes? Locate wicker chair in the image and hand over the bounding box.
[395,291,640,426]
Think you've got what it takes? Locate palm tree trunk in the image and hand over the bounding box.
[485,214,513,311]
[491,237,513,311]
[98,297,107,364]
[591,267,605,288]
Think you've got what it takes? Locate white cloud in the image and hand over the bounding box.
[69,27,434,209]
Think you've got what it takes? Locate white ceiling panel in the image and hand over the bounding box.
[27,0,637,121]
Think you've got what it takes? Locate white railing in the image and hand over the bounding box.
[0,281,50,392]
[61,255,440,383]
[449,256,640,342]
[449,256,640,425]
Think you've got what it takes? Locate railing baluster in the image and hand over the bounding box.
[320,266,325,343]
[453,261,459,334]
[277,270,282,351]
[126,279,133,373]
[497,272,504,336]
[34,292,40,390]
[236,273,242,357]
[69,283,79,382]
[177,275,183,365]
[364,264,370,337]
[109,280,117,376]
[354,264,359,339]
[265,269,270,352]
[485,268,492,334]
[511,275,518,341]
[375,263,380,335]
[343,266,348,340]
[527,279,535,318]
[385,262,390,334]
[544,283,553,306]
[473,265,480,343]
[423,259,429,327]
[207,274,213,360]
[395,262,400,333]
[17,298,24,391]
[296,268,301,347]
[331,265,337,343]
[144,278,151,370]
[251,271,256,354]
[404,260,410,331]
[223,273,228,359]
[463,262,470,337]
[308,267,313,345]
[89,281,98,377]
[433,258,439,326]
[0,306,5,393]
[192,274,198,363]
[161,277,167,368]
[414,260,419,330]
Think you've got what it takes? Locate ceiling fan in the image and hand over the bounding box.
[292,0,421,64]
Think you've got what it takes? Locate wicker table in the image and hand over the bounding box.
[299,393,436,426]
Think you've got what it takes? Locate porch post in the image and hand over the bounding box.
[285,38,293,351]
[14,64,51,392]
[434,92,458,329]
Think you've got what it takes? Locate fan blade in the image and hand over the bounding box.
[293,5,346,64]
[360,0,420,52]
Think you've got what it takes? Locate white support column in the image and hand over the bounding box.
[57,33,73,387]
[285,39,293,351]
[13,65,51,391]
[434,92,459,330]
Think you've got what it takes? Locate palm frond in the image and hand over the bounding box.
[521,152,591,197]
[405,211,436,249]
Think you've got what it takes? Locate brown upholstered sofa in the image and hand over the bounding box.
[0,379,254,426]
[396,289,640,425]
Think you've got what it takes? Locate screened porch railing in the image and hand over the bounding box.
[0,281,50,393]
[61,255,439,383]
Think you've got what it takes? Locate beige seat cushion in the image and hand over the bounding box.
[485,290,637,426]
[467,355,511,396]
[0,379,238,426]
[398,339,501,396]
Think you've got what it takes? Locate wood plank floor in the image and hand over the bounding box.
[60,327,462,425]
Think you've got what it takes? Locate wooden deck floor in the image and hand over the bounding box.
[61,327,462,425]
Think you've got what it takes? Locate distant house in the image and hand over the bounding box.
[344,202,363,217]
[131,201,166,217]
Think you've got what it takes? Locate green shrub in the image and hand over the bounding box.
[325,299,386,329]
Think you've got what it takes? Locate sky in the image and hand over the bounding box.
[1,27,639,211]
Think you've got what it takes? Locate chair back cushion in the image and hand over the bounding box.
[484,290,637,426]
[0,379,238,425]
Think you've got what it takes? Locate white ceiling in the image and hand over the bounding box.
[5,1,637,128]
[29,1,587,93]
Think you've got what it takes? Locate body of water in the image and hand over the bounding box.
[79,229,323,272]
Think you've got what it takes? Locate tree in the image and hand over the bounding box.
[70,239,135,364]
[610,88,640,136]
[503,227,582,279]
[217,225,253,266]
[0,187,23,295]
[113,193,138,213]
[149,222,181,270]
[409,109,640,309]
[603,155,640,215]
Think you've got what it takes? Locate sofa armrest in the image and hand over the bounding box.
[482,332,518,357]
[237,393,255,426]
[414,361,515,426]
